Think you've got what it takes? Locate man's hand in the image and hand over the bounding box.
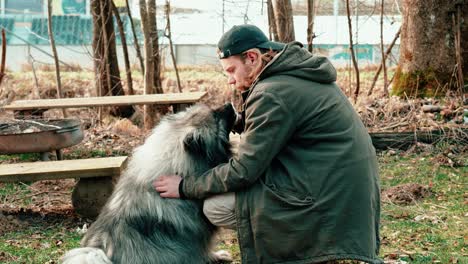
[153,175,182,198]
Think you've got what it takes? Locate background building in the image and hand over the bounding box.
[0,0,401,71]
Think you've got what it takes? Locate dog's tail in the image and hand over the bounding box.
[61,247,112,264]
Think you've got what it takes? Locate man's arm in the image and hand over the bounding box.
[182,89,295,199]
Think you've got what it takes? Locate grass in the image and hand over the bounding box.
[378,148,467,263]
[0,222,82,263]
[0,154,41,162]
[0,147,466,263]
[0,182,33,208]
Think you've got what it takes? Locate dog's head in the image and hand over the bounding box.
[173,103,237,167]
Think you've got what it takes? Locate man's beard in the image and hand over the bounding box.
[238,64,256,91]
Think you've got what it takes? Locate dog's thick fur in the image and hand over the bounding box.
[62,104,237,264]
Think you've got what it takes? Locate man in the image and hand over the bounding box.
[154,24,382,264]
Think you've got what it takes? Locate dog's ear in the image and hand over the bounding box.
[183,132,204,155]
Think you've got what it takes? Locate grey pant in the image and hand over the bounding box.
[203,192,236,229]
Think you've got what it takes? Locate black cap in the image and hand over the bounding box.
[217,24,285,59]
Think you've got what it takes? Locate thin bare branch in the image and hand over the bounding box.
[111,1,134,95]
[368,27,401,96]
[307,0,316,53]
[165,1,182,93]
[453,4,464,97]
[345,0,360,103]
[47,0,67,118]
[380,0,389,96]
[27,45,40,99]
[0,29,7,88]
[125,0,145,73]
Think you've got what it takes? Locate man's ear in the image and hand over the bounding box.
[245,51,259,65]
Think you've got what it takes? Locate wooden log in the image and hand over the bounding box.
[369,128,468,150]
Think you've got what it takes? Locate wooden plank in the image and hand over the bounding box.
[2,92,207,111]
[0,156,128,182]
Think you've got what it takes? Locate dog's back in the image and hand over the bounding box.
[62,104,236,263]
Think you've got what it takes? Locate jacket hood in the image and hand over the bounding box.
[259,41,337,84]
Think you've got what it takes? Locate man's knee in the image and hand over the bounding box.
[203,192,236,229]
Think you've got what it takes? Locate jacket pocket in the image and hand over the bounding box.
[250,181,320,261]
[263,181,315,207]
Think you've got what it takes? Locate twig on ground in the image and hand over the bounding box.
[380,121,409,131]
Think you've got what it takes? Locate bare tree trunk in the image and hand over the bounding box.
[91,0,133,118]
[147,0,163,95]
[307,0,315,53]
[368,27,401,96]
[393,0,468,97]
[125,0,145,73]
[345,0,360,102]
[91,0,104,123]
[267,0,279,41]
[99,0,112,96]
[111,1,134,95]
[92,1,102,98]
[139,0,156,130]
[272,0,295,42]
[47,0,67,118]
[165,1,182,93]
[380,0,388,96]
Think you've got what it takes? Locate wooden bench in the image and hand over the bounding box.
[0,156,128,218]
[1,91,207,116]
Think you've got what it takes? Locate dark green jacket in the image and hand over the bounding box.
[183,42,382,264]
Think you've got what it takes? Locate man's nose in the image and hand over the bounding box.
[228,76,235,85]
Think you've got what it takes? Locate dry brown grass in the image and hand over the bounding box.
[0,65,465,135]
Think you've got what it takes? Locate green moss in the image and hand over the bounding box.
[392,67,458,97]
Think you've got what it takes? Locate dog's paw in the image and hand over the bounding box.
[210,250,233,263]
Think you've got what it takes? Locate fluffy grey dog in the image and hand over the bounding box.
[62,103,237,264]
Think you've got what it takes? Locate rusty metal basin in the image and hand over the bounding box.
[0,118,84,154]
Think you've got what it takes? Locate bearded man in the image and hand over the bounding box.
[155,24,382,264]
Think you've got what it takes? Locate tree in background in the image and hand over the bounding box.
[306,0,316,53]
[147,0,163,95]
[270,0,295,42]
[393,0,467,97]
[111,1,134,96]
[267,0,279,41]
[139,0,164,130]
[91,0,134,117]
